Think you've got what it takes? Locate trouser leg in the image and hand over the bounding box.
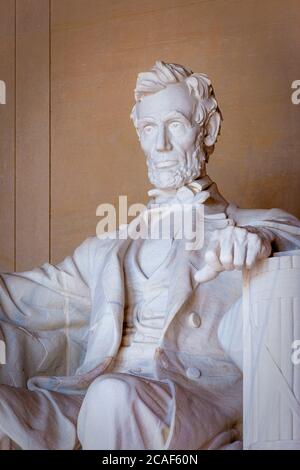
[0,430,12,450]
[0,384,83,449]
[77,373,173,450]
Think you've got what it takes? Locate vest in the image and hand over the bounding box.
[110,237,174,378]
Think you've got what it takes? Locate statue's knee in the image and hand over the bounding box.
[82,375,132,413]
[78,375,133,444]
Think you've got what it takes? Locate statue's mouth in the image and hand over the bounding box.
[155,160,178,169]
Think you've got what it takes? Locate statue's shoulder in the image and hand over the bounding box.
[84,231,125,252]
[70,233,119,262]
[226,202,300,227]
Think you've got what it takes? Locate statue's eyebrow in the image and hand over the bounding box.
[136,117,156,128]
[162,111,192,127]
[137,111,192,128]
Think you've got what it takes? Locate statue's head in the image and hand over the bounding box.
[131,61,222,189]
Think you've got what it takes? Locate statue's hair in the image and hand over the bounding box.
[131,61,223,160]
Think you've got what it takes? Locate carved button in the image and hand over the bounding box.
[186,367,201,380]
[188,312,201,328]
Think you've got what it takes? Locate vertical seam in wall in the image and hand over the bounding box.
[13,0,17,272]
[49,0,52,264]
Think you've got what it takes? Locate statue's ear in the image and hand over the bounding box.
[203,111,221,147]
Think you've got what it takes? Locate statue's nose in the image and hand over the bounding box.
[155,124,172,152]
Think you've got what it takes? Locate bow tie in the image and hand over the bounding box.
[147,176,212,206]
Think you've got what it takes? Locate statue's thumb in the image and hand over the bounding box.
[194,265,220,284]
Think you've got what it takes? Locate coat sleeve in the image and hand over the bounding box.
[226,203,300,252]
[0,236,99,388]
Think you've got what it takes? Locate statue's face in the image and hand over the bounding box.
[135,82,203,189]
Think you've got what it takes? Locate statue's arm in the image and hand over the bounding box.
[0,237,96,329]
[226,204,300,252]
[0,236,104,383]
[195,205,300,284]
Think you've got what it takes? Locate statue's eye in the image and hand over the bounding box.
[144,125,154,134]
[169,121,182,131]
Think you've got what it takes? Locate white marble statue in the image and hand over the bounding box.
[1,61,300,450]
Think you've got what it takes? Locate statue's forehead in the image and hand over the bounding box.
[136,82,196,120]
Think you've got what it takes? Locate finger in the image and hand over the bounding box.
[194,265,220,284]
[245,233,261,269]
[233,239,247,270]
[205,238,223,272]
[219,228,234,270]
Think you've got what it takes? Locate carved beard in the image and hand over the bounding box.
[146,141,206,189]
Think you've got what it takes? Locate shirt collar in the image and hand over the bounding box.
[147,175,213,206]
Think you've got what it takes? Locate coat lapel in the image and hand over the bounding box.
[102,241,129,311]
[163,238,200,331]
[101,236,132,323]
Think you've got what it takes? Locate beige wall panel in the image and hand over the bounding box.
[15,0,50,270]
[51,0,300,263]
[0,0,15,271]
